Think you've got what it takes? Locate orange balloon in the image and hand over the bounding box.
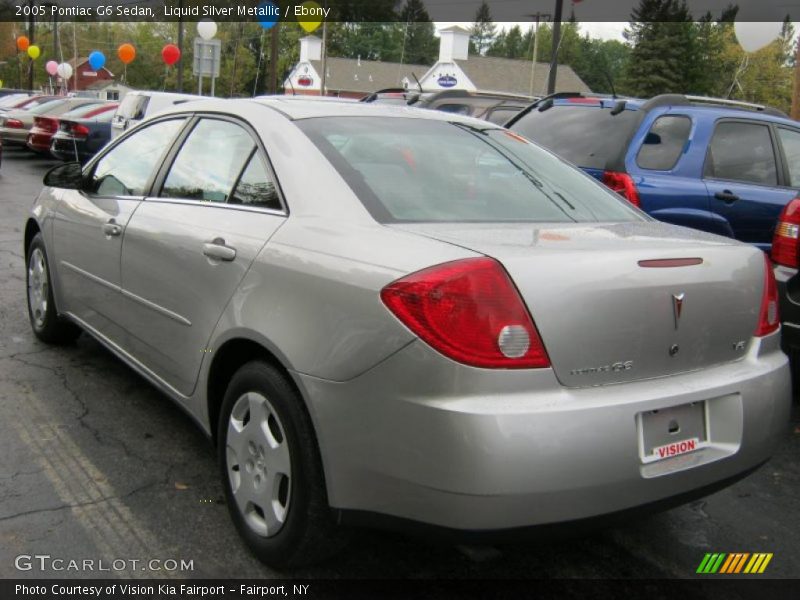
[16,36,30,52]
[117,43,136,65]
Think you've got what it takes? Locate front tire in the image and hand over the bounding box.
[26,233,81,345]
[217,360,345,568]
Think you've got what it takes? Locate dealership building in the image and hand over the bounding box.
[284,25,591,98]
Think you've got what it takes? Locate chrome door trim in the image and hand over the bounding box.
[144,196,287,217]
[120,288,192,327]
[60,260,120,292]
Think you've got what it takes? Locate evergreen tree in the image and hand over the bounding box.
[399,0,438,65]
[623,0,697,97]
[470,1,497,55]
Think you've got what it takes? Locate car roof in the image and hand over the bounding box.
[160,96,503,126]
[546,95,797,127]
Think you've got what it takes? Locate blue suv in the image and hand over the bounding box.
[508,93,800,375]
[507,93,800,252]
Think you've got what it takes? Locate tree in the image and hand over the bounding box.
[623,0,698,96]
[488,25,526,59]
[470,1,497,55]
[398,0,438,65]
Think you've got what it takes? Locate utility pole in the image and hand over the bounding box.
[546,0,564,95]
[527,12,550,97]
[177,0,184,92]
[268,23,279,94]
[792,39,800,121]
[320,15,328,95]
[27,0,34,90]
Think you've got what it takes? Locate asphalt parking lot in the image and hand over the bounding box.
[0,147,798,583]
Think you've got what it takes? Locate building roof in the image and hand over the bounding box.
[455,56,591,96]
[67,57,114,77]
[85,80,130,90]
[310,57,429,94]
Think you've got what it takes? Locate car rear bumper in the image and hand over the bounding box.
[50,137,87,162]
[775,264,800,354]
[0,127,30,145]
[296,332,790,531]
[27,130,54,152]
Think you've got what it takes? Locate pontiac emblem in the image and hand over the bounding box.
[672,293,685,330]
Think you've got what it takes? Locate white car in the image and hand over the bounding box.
[110,90,200,138]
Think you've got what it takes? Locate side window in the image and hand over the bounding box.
[778,128,800,188]
[161,119,255,203]
[230,152,282,210]
[704,121,777,186]
[636,115,691,170]
[89,118,185,196]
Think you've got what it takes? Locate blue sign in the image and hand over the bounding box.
[437,75,457,88]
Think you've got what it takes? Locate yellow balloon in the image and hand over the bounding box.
[27,45,40,60]
[297,1,323,33]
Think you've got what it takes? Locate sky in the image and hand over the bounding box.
[435,22,629,41]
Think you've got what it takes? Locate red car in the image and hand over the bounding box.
[26,102,117,153]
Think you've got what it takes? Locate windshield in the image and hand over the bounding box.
[298,117,644,224]
[510,104,641,169]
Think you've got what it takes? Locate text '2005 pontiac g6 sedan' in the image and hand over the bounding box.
[24,98,791,567]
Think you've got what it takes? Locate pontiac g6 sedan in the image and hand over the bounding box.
[25,98,791,567]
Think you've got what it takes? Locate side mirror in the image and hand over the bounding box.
[43,162,84,190]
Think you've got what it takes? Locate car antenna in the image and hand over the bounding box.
[605,70,617,99]
[287,77,297,97]
[412,72,423,94]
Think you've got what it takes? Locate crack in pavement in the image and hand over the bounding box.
[0,479,163,524]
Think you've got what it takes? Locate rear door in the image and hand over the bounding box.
[702,119,796,251]
[118,115,287,396]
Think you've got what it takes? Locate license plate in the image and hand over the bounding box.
[638,401,707,464]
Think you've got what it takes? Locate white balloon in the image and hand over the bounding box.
[56,62,73,79]
[197,20,217,41]
[734,21,783,54]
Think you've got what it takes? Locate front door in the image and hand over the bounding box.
[53,118,187,340]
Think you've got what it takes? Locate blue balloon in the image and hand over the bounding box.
[257,1,279,29]
[88,50,105,71]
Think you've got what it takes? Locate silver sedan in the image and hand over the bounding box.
[24,98,791,567]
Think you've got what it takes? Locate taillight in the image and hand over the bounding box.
[755,253,780,337]
[770,197,800,268]
[380,257,550,368]
[34,117,58,133]
[602,170,641,208]
[71,124,90,138]
[5,118,23,128]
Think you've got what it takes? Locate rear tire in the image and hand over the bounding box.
[217,360,346,568]
[26,233,81,345]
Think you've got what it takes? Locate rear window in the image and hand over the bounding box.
[510,104,640,169]
[61,103,107,118]
[116,94,149,120]
[28,99,68,115]
[298,117,643,224]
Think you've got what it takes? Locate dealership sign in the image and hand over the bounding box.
[437,75,457,88]
[297,76,313,87]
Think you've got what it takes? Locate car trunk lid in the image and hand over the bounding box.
[390,221,763,387]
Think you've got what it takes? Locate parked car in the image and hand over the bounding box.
[50,107,117,163]
[0,94,58,116]
[362,88,537,124]
[506,93,800,254]
[26,98,790,568]
[0,97,100,147]
[27,102,117,154]
[110,90,200,138]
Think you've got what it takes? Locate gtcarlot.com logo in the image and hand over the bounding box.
[696,552,773,574]
[14,554,194,572]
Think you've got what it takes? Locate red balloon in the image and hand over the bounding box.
[161,44,181,66]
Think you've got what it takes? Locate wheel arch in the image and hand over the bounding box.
[24,218,42,258]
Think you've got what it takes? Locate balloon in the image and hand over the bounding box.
[162,44,181,66]
[27,45,40,60]
[16,36,29,52]
[197,20,217,40]
[734,21,783,53]
[118,43,136,64]
[57,63,73,80]
[45,60,58,76]
[257,1,279,30]
[88,50,106,71]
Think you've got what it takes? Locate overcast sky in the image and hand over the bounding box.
[435,21,628,41]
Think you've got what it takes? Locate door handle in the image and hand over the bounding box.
[102,219,122,237]
[714,190,740,203]
[203,238,236,262]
